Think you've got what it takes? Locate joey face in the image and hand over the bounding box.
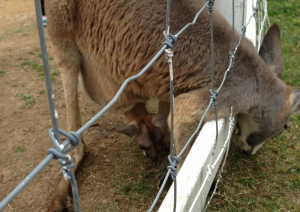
[132,119,165,161]
[115,103,168,161]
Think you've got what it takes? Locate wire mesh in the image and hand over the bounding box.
[0,0,268,211]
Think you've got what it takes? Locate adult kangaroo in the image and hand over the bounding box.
[45,0,300,211]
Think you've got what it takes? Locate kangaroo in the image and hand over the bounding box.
[45,0,300,211]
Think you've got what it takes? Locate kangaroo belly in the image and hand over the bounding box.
[78,52,148,113]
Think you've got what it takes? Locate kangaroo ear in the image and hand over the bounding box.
[259,24,284,79]
[115,123,138,137]
[152,114,168,127]
[291,90,300,116]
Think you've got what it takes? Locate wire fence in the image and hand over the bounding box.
[256,0,270,50]
[0,0,268,211]
[151,0,261,210]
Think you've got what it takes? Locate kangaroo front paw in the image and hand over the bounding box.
[237,136,252,153]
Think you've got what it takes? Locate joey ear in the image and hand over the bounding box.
[115,124,138,137]
[259,24,284,79]
[291,90,300,116]
[152,114,168,127]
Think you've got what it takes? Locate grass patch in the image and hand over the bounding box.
[25,99,35,107]
[39,89,46,94]
[52,70,60,76]
[115,172,156,199]
[20,60,43,72]
[97,200,118,212]
[16,93,31,100]
[15,93,35,108]
[14,146,25,153]
[208,0,300,211]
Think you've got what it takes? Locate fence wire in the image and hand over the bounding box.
[0,0,267,211]
[153,0,264,211]
[256,0,270,50]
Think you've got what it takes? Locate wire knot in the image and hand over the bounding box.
[207,165,213,181]
[167,155,180,181]
[163,31,177,49]
[47,148,69,160]
[210,89,218,107]
[48,129,79,181]
[241,26,246,34]
[252,7,257,17]
[59,156,74,171]
[229,118,235,128]
[229,51,235,67]
[207,0,215,14]
[49,128,80,151]
[165,48,174,64]
[47,149,74,181]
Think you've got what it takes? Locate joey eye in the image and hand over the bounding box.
[139,146,147,150]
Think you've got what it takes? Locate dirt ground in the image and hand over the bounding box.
[0,0,169,211]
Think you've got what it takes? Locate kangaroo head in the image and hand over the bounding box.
[115,103,167,161]
[245,88,300,155]
[244,24,300,154]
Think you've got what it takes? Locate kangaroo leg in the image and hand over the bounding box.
[47,66,84,212]
[171,91,211,171]
[236,113,260,154]
[45,1,85,210]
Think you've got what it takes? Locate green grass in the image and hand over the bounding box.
[208,0,300,211]
[25,99,35,107]
[15,93,35,108]
[52,70,60,76]
[114,172,155,201]
[268,0,300,88]
[20,58,43,72]
[0,26,35,41]
[14,146,25,153]
[16,93,31,100]
[97,200,118,212]
[39,89,46,94]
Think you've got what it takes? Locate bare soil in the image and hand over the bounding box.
[0,1,169,211]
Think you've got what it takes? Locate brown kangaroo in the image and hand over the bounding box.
[45,0,300,211]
